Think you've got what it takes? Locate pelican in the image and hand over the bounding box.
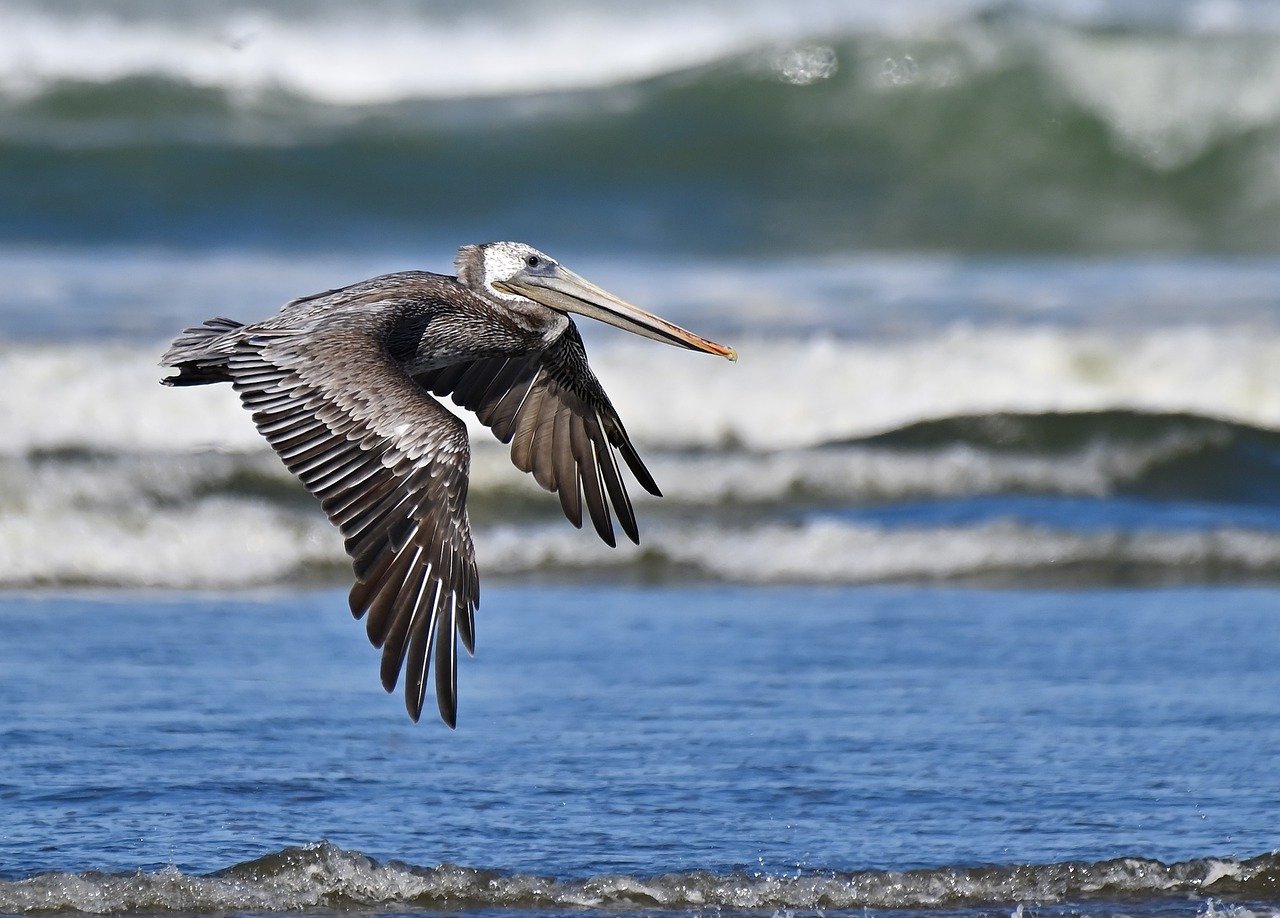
[161,242,735,727]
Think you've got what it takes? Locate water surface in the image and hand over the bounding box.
[2,585,1277,914]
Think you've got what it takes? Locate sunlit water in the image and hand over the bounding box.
[2,585,1277,914]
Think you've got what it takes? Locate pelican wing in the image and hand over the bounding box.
[225,321,477,726]
[414,321,659,547]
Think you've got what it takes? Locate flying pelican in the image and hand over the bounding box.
[161,242,736,727]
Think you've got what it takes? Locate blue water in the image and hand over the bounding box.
[4,1,1280,913]
[2,584,1278,912]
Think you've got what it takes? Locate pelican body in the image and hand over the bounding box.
[161,242,735,727]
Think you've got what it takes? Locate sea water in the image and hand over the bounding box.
[1,0,1279,915]
[2,586,1278,914]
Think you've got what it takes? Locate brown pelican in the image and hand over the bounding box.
[161,242,735,727]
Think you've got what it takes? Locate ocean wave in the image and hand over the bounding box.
[0,408,1270,501]
[8,327,1280,589]
[7,327,1280,455]
[6,470,1280,589]
[3,1,1279,106]
[6,406,1277,521]
[0,0,1238,107]
[486,518,1280,586]
[5,6,1280,253]
[0,1,854,104]
[1,841,1275,914]
[860,411,1280,504]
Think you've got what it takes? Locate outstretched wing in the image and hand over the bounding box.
[413,321,660,547]
[224,321,478,726]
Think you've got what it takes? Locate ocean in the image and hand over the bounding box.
[1,0,1279,915]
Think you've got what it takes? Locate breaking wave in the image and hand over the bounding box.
[4,326,1280,588]
[9,326,1280,454]
[0,1,865,104]
[10,0,1257,106]
[2,842,1276,914]
[4,405,1280,589]
[5,2,1280,253]
[482,518,1280,587]
[6,324,1280,589]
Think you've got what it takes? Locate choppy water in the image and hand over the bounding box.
[2,586,1279,916]
[3,1,1280,915]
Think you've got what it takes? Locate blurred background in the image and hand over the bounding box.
[3,0,1280,591]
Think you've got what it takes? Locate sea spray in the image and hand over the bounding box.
[3,842,1277,914]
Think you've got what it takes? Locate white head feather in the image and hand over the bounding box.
[455,241,557,301]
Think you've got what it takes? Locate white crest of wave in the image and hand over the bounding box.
[0,492,335,588]
[5,324,1280,457]
[0,342,266,455]
[1040,25,1280,169]
[8,0,1276,108]
[635,441,1163,503]
[0,2,871,104]
[854,15,1280,172]
[1,842,1266,914]
[589,325,1280,450]
[0,844,432,914]
[480,519,1280,583]
[7,443,1279,586]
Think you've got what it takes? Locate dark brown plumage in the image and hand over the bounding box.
[161,241,735,727]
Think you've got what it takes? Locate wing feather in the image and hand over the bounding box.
[379,553,429,692]
[415,320,656,546]
[225,320,477,726]
[509,384,548,473]
[569,410,614,544]
[435,587,459,726]
[530,403,559,492]
[552,407,582,528]
[592,411,641,544]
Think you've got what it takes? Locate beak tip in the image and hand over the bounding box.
[724,346,738,363]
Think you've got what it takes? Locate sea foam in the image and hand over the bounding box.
[0,2,855,104]
[7,288,1280,589]
[3,0,1280,118]
[5,474,1280,589]
[1,841,1275,914]
[7,324,1280,455]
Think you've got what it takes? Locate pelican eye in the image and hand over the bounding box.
[524,255,541,268]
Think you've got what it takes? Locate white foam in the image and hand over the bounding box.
[7,323,1280,457]
[8,452,1279,588]
[0,434,1207,590]
[0,491,335,588]
[0,342,266,455]
[3,0,1277,107]
[480,518,1280,583]
[1040,24,1280,169]
[0,844,432,914]
[585,325,1280,450]
[636,438,1177,503]
[1,842,1271,914]
[0,2,872,104]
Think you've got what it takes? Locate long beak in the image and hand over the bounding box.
[495,267,737,361]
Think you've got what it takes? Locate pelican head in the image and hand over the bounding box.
[456,241,736,361]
